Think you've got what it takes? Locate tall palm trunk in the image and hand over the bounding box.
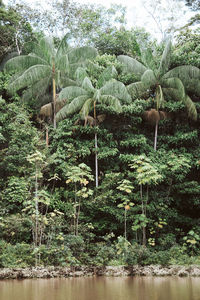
[154,120,158,151]
[35,163,39,266]
[140,184,146,246]
[46,126,49,147]
[94,101,98,187]
[95,132,98,187]
[124,207,127,240]
[52,63,56,129]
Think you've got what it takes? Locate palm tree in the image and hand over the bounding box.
[56,73,131,187]
[118,40,200,150]
[5,35,97,128]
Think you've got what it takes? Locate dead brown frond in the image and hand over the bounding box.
[143,109,168,125]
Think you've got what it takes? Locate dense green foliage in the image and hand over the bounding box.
[0,0,200,268]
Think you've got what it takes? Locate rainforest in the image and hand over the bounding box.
[0,0,200,268]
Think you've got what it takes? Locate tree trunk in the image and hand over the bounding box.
[95,132,98,188]
[74,183,77,235]
[15,31,21,55]
[94,101,98,187]
[76,197,81,236]
[52,64,56,129]
[154,120,158,151]
[46,126,49,147]
[35,164,39,266]
[140,184,146,246]
[124,208,127,240]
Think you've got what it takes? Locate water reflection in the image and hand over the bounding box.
[0,276,200,300]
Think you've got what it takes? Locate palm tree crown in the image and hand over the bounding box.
[56,71,131,122]
[118,40,200,121]
[56,69,131,187]
[5,35,97,127]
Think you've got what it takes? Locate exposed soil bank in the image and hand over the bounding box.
[1,265,200,279]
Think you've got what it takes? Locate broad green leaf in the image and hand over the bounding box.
[100,95,122,113]
[161,77,186,102]
[59,86,87,101]
[163,65,200,96]
[155,85,164,110]
[117,55,147,76]
[184,95,197,121]
[56,55,70,74]
[81,77,95,92]
[141,69,157,88]
[8,65,51,93]
[141,47,157,71]
[5,54,48,73]
[100,79,131,103]
[75,67,88,85]
[80,98,94,119]
[22,76,51,102]
[68,46,97,64]
[127,81,148,99]
[55,33,70,59]
[158,39,172,76]
[56,95,89,121]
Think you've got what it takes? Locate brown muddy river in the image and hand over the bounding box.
[0,276,200,300]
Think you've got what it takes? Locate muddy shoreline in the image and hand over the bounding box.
[1,265,200,279]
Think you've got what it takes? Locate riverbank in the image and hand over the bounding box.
[1,265,200,279]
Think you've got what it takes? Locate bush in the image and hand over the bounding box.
[124,244,170,266]
[0,241,34,267]
[92,242,116,266]
[38,245,79,266]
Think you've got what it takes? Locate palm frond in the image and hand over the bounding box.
[183,79,200,97]
[143,108,167,125]
[158,39,172,76]
[162,77,197,120]
[81,77,95,92]
[100,95,122,113]
[69,62,87,77]
[84,114,106,126]
[59,77,77,88]
[163,65,200,96]
[58,86,88,101]
[183,95,197,121]
[56,34,70,59]
[27,42,51,64]
[22,76,51,102]
[141,48,157,71]
[75,67,88,85]
[143,109,160,125]
[97,65,118,88]
[155,85,164,110]
[56,95,88,121]
[162,77,186,102]
[56,55,70,73]
[68,46,98,64]
[117,55,147,76]
[38,36,55,64]
[8,65,51,93]
[5,55,47,73]
[84,115,95,126]
[141,69,157,88]
[80,98,94,119]
[127,81,148,99]
[97,114,106,123]
[0,51,18,71]
[100,79,131,103]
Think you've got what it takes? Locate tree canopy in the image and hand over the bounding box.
[1,0,200,268]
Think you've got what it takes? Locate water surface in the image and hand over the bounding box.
[0,276,200,300]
